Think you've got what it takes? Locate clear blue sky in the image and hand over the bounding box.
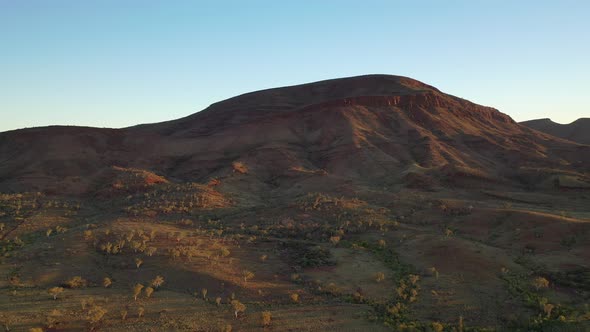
[1,1,588,132]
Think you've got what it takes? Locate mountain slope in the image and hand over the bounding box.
[0,75,589,195]
[521,118,590,145]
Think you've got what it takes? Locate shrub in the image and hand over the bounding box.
[532,276,549,290]
[146,247,157,256]
[261,311,272,327]
[353,291,363,302]
[283,243,334,268]
[45,309,62,329]
[220,247,230,257]
[329,236,341,246]
[375,272,386,283]
[428,267,439,279]
[431,322,444,332]
[65,276,87,288]
[232,162,248,174]
[0,313,16,332]
[86,306,107,325]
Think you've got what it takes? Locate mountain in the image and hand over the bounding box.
[1,75,588,194]
[521,118,590,145]
[1,75,589,331]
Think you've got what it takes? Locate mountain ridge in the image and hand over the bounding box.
[521,117,590,144]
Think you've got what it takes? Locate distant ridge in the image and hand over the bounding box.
[521,118,590,144]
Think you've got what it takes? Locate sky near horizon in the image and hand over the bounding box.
[1,1,588,132]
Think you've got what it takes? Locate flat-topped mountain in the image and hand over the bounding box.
[521,118,590,145]
[1,75,588,194]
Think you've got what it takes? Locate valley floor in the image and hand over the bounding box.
[1,181,589,331]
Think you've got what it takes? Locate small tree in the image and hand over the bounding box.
[48,287,64,300]
[201,288,208,300]
[215,297,222,306]
[289,293,299,303]
[151,275,164,289]
[133,284,144,301]
[242,270,254,283]
[231,300,246,318]
[120,309,128,321]
[261,311,272,327]
[138,306,145,318]
[103,277,112,288]
[135,258,143,269]
[145,287,154,298]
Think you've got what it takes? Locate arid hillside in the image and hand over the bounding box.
[1,75,589,194]
[521,118,590,145]
[0,75,589,331]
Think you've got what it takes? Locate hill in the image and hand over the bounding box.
[521,117,590,145]
[2,75,588,194]
[0,75,589,331]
